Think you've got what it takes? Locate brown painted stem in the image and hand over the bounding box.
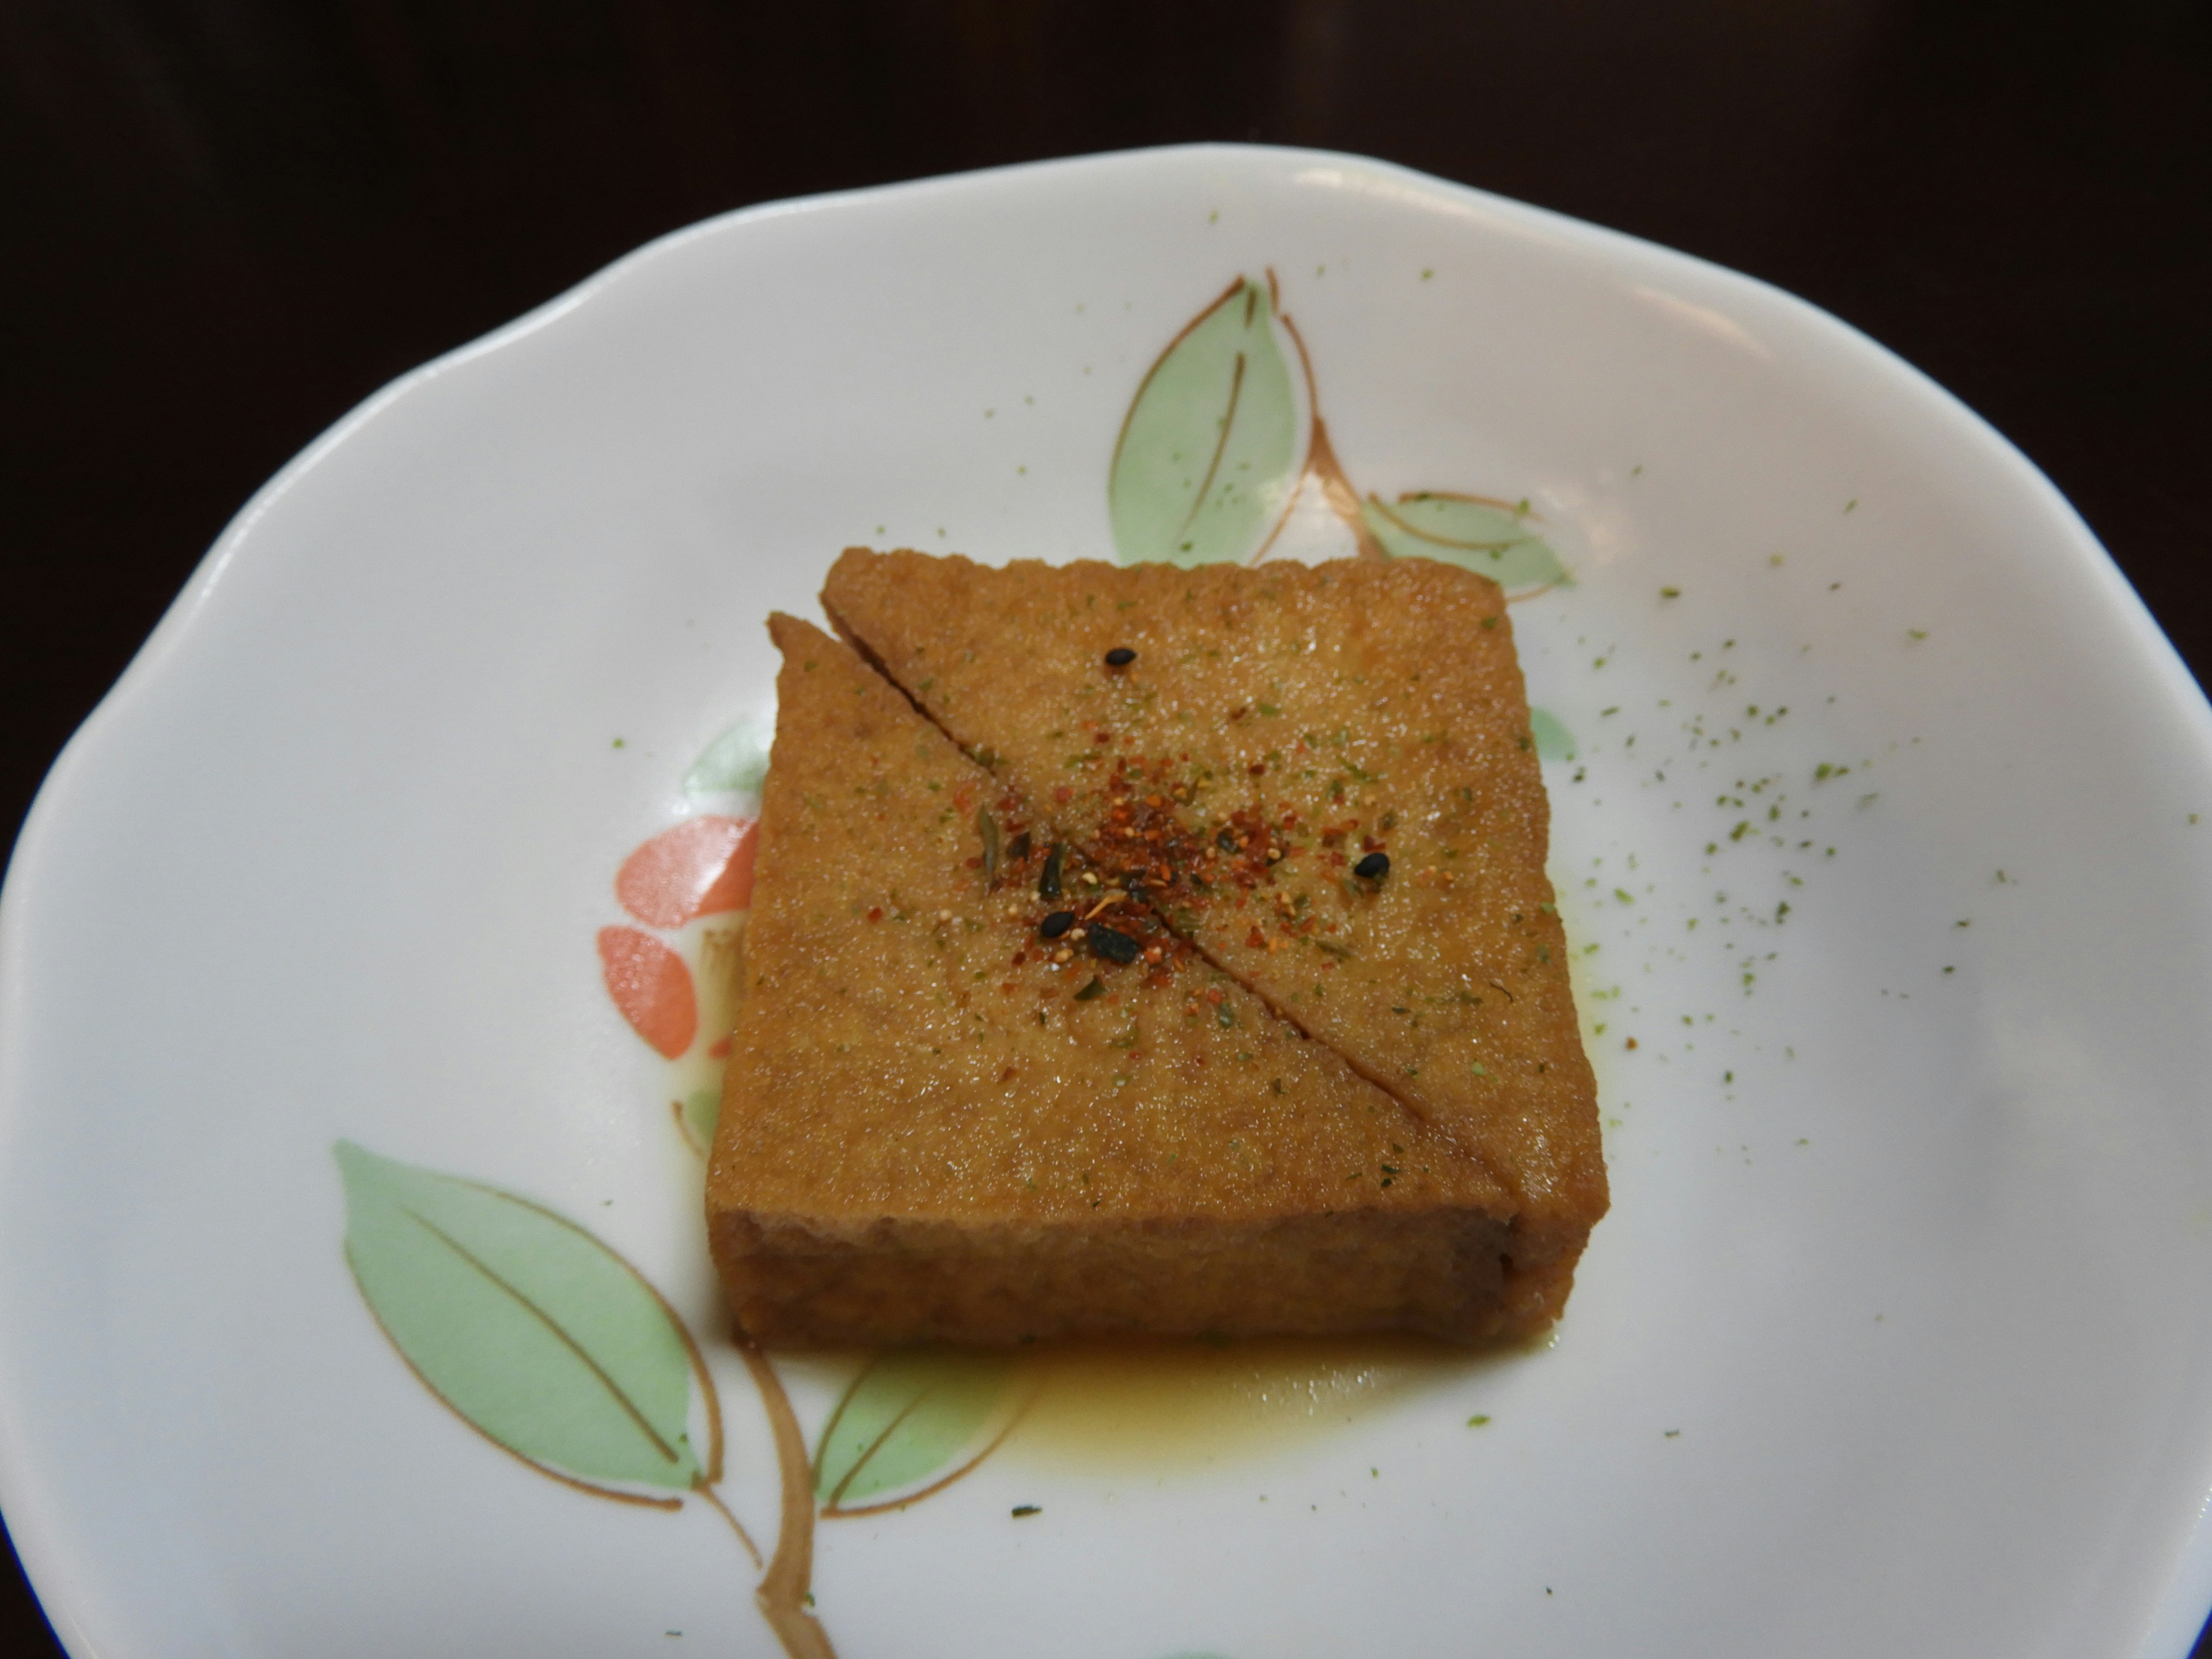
[694,1478,764,1572]
[1262,300,1387,565]
[1308,419,1388,560]
[738,1340,838,1659]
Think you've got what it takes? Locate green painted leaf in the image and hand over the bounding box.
[814,1350,1017,1510]
[336,1142,701,1491]
[685,718,773,798]
[1529,707,1577,762]
[1111,278,1300,567]
[681,1086,721,1149]
[1361,493,1571,592]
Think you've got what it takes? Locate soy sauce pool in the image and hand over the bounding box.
[998,1331,1535,1475]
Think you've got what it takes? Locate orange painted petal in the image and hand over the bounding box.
[597,926,696,1059]
[694,820,757,916]
[616,817,756,927]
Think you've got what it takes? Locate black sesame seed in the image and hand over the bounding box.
[1037,844,1064,900]
[1039,911,1077,939]
[1122,880,1147,906]
[1104,646,1137,667]
[1215,829,1238,853]
[1005,830,1032,865]
[1354,852,1391,880]
[1089,926,1142,964]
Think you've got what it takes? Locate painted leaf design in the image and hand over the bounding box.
[335,1142,702,1493]
[684,717,774,798]
[1529,707,1577,762]
[616,817,757,927]
[814,1350,1018,1512]
[1360,491,1571,592]
[599,925,697,1058]
[1111,277,1300,567]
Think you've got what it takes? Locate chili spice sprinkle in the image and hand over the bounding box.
[961,733,1404,992]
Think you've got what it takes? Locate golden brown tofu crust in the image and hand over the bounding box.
[820,550,1606,1238]
[706,615,1571,1346]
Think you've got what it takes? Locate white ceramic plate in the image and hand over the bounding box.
[7,145,2212,1659]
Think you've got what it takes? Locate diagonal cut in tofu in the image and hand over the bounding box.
[705,614,1586,1346]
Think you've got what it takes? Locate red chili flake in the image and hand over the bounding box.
[1093,731,1112,745]
[1247,763,1267,777]
[1626,1036,1640,1050]
[1205,987,1226,1003]
[1053,785,1073,804]
[865,906,884,922]
[999,1065,1018,1082]
[1000,982,1018,994]
[1245,926,1267,948]
[964,855,982,869]
[1011,950,1028,966]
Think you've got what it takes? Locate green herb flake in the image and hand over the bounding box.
[976,806,1002,885]
[1074,976,1105,1001]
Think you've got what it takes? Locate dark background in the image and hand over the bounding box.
[3,1,2210,1653]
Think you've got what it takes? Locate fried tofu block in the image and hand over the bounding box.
[706,615,1575,1347]
[821,549,1605,1254]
